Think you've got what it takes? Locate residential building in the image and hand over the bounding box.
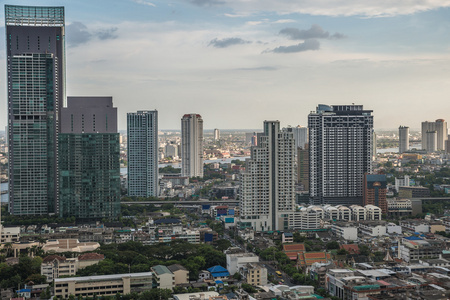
[358,221,386,237]
[53,272,153,298]
[167,264,189,286]
[239,121,296,232]
[127,110,159,197]
[287,208,321,230]
[426,130,437,152]
[309,104,373,206]
[394,175,410,192]
[350,205,366,221]
[363,174,387,213]
[41,255,78,282]
[214,128,220,141]
[59,97,120,219]
[291,125,308,149]
[241,263,267,286]
[6,5,65,215]
[365,205,382,220]
[398,126,409,153]
[297,144,309,190]
[181,114,204,178]
[151,265,175,290]
[226,250,259,275]
[400,238,444,262]
[282,232,294,243]
[422,119,448,151]
[400,220,430,233]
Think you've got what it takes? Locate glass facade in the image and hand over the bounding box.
[59,133,120,219]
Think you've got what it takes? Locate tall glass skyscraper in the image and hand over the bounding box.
[5,5,65,215]
[59,97,120,219]
[127,111,159,197]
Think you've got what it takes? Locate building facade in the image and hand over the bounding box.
[422,119,448,151]
[214,128,220,141]
[309,105,373,206]
[291,125,308,150]
[59,97,120,219]
[398,126,409,153]
[297,144,309,191]
[6,5,65,215]
[127,111,159,197]
[363,174,387,214]
[181,114,204,178]
[239,121,296,231]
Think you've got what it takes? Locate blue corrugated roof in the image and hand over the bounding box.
[405,236,422,240]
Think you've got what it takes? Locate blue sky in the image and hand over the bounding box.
[1,0,450,130]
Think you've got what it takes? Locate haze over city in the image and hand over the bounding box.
[1,0,450,130]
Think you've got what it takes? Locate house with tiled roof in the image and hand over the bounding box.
[78,253,105,269]
[282,243,306,261]
[298,251,332,268]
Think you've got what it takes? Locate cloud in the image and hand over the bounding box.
[209,37,251,48]
[330,32,347,39]
[97,27,119,40]
[273,19,297,24]
[270,39,320,53]
[66,22,120,47]
[195,0,450,18]
[132,0,156,6]
[66,22,92,47]
[189,0,224,6]
[236,66,278,71]
[279,25,326,40]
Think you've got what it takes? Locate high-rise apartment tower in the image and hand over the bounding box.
[309,104,373,206]
[239,121,296,231]
[398,126,409,153]
[181,114,204,178]
[422,119,448,151]
[6,5,65,215]
[214,128,220,141]
[59,97,120,219]
[127,111,159,197]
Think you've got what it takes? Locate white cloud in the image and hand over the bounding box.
[132,0,156,7]
[195,0,450,17]
[273,19,296,24]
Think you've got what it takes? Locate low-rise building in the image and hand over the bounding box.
[241,263,267,286]
[331,222,358,241]
[387,198,412,217]
[151,265,175,290]
[53,272,153,298]
[358,221,387,237]
[167,264,189,286]
[226,249,260,275]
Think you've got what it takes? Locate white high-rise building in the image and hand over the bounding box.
[398,126,409,153]
[214,128,220,141]
[422,119,448,151]
[291,125,308,150]
[426,131,437,152]
[309,104,373,206]
[239,121,296,232]
[127,111,159,197]
[181,114,204,178]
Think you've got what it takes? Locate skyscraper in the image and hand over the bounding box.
[59,97,120,219]
[239,121,296,231]
[309,104,373,206]
[214,128,220,141]
[291,125,308,150]
[426,130,437,152]
[297,144,309,191]
[398,126,409,153]
[422,119,448,151]
[127,111,159,197]
[6,5,65,215]
[181,114,203,178]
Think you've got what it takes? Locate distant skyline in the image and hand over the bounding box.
[1,0,450,130]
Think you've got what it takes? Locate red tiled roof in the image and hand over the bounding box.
[78,253,105,261]
[298,252,331,267]
[283,243,305,252]
[43,255,66,263]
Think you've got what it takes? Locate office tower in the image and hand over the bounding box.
[181,114,203,178]
[214,128,220,141]
[59,97,120,219]
[127,111,159,197]
[309,104,373,206]
[398,126,409,153]
[297,144,309,191]
[165,143,178,158]
[422,119,448,151]
[363,174,387,214]
[291,125,308,150]
[426,131,437,152]
[6,5,65,215]
[239,121,295,231]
